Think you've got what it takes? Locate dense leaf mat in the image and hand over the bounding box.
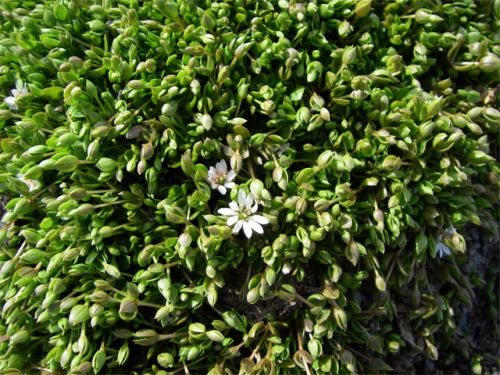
[0,0,499,374]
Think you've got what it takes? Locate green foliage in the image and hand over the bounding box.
[0,0,498,374]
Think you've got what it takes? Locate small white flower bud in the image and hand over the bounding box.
[178,233,192,248]
[282,261,292,275]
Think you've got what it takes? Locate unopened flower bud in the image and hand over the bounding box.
[282,261,292,275]
[178,233,192,248]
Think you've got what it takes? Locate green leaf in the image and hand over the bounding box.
[96,158,117,172]
[333,307,348,331]
[374,271,386,292]
[201,11,216,30]
[415,233,429,256]
[207,283,218,306]
[54,2,68,20]
[295,167,316,184]
[69,305,90,326]
[55,154,79,172]
[92,348,106,374]
[222,311,246,333]
[290,86,305,101]
[307,338,323,358]
[41,87,64,100]
[206,330,224,342]
[40,34,60,48]
[117,341,129,365]
[20,249,46,264]
[345,241,359,266]
[355,0,372,17]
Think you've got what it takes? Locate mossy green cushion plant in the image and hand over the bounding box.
[0,0,499,374]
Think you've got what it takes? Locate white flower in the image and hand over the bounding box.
[444,226,457,236]
[436,241,452,258]
[17,174,39,192]
[436,226,457,258]
[178,233,192,248]
[437,225,457,258]
[282,261,292,275]
[272,142,290,157]
[4,81,28,110]
[217,190,269,239]
[207,159,236,195]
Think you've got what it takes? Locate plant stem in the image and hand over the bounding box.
[247,158,255,179]
[294,292,314,308]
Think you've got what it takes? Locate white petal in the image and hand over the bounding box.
[229,201,240,211]
[248,220,263,234]
[223,146,232,156]
[224,182,235,189]
[226,170,236,181]
[218,159,228,173]
[210,182,218,189]
[4,96,16,108]
[233,221,243,233]
[227,215,239,226]
[218,185,227,195]
[436,242,451,258]
[445,227,456,235]
[242,222,253,238]
[26,180,37,192]
[251,203,258,213]
[238,190,246,207]
[218,208,236,216]
[251,215,269,225]
[244,193,254,209]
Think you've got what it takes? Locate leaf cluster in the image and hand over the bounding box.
[0,0,498,374]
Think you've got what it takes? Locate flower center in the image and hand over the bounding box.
[216,174,226,184]
[239,207,253,218]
